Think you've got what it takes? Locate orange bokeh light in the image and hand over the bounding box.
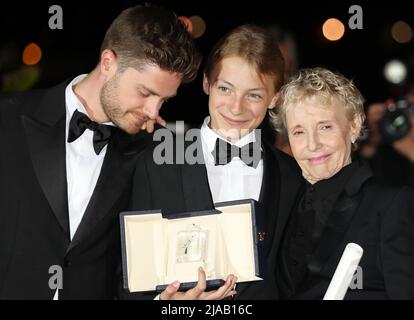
[22,42,42,65]
[391,20,413,44]
[322,18,345,41]
[189,15,206,39]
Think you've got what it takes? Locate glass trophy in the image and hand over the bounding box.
[176,223,208,263]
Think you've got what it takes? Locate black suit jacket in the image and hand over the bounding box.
[0,81,151,299]
[276,161,414,299]
[125,130,302,299]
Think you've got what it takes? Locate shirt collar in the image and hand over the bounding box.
[200,116,259,153]
[65,74,115,126]
[65,74,88,120]
[309,161,359,203]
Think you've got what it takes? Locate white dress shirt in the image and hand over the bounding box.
[65,74,114,240]
[200,116,263,203]
[53,75,114,300]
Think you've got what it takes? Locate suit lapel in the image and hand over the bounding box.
[258,141,280,256]
[68,130,151,251]
[294,192,364,298]
[181,136,215,212]
[270,151,303,296]
[237,143,302,298]
[306,163,373,276]
[236,142,280,298]
[271,151,303,260]
[22,82,70,238]
[22,79,152,252]
[307,193,362,274]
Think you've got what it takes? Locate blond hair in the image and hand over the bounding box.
[269,67,365,138]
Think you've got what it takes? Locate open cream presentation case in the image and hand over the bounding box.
[120,199,265,293]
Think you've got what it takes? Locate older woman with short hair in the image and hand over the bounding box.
[270,67,414,299]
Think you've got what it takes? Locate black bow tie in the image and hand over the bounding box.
[211,138,262,169]
[68,110,114,155]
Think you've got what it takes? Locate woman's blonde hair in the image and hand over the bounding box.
[269,68,365,140]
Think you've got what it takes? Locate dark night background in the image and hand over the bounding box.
[1,0,413,126]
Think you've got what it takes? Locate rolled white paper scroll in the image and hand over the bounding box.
[323,243,363,300]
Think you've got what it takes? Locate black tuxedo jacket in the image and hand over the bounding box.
[125,130,302,299]
[276,161,414,299]
[0,81,151,299]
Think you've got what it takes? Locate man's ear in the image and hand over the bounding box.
[268,92,280,110]
[203,73,210,95]
[99,49,118,77]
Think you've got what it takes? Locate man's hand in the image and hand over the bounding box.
[159,267,237,300]
[141,116,167,133]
